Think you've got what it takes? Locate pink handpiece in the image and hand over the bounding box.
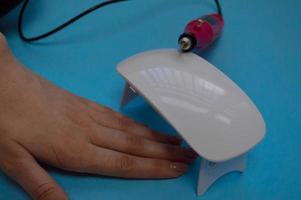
[179,14,224,52]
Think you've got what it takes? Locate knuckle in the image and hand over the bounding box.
[114,155,136,173]
[49,145,66,169]
[117,116,133,131]
[34,182,58,200]
[53,139,89,170]
[35,183,56,200]
[65,109,92,130]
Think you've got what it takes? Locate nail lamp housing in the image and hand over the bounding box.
[117,49,266,195]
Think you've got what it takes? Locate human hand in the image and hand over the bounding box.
[0,33,197,200]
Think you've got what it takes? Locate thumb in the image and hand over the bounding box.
[0,140,68,200]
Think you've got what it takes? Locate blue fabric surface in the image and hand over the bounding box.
[0,0,300,199]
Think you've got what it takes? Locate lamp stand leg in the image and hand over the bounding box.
[197,154,247,196]
[120,82,138,108]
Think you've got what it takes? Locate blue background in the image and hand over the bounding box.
[0,0,300,199]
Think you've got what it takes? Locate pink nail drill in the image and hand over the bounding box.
[178,13,224,52]
[178,0,223,53]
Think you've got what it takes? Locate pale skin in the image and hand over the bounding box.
[0,33,197,200]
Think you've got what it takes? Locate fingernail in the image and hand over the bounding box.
[170,162,188,173]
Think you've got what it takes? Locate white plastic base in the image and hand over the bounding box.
[197,154,246,196]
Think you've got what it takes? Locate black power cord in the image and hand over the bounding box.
[18,0,128,42]
[214,0,222,15]
[18,0,222,42]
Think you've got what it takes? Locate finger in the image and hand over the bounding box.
[75,96,182,145]
[89,111,181,145]
[0,140,68,200]
[89,125,197,163]
[79,144,189,179]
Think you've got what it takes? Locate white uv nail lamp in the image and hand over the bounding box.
[117,49,266,196]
